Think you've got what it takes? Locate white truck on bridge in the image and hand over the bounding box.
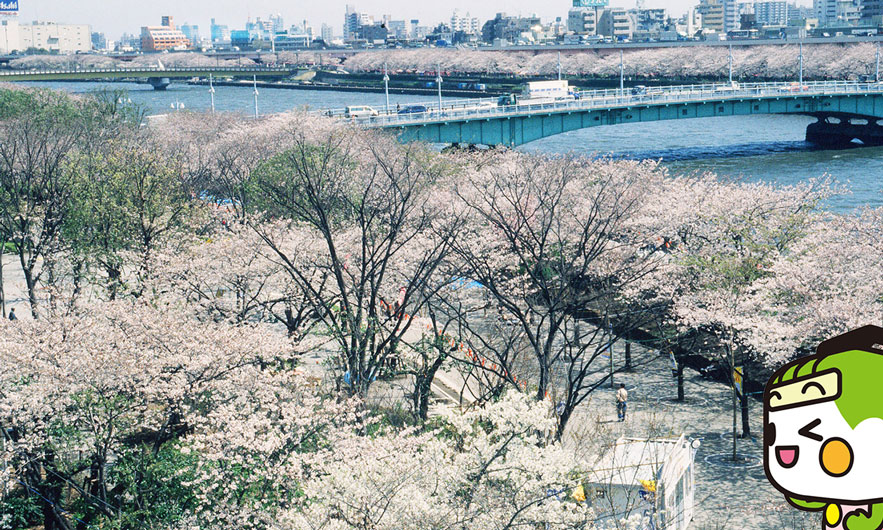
[521,80,575,103]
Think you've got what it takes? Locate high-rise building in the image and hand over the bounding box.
[344,5,373,41]
[568,8,599,33]
[9,21,91,53]
[180,23,200,44]
[754,1,790,25]
[451,10,481,35]
[573,0,609,7]
[320,23,334,43]
[862,0,883,22]
[270,14,285,34]
[91,31,107,50]
[697,0,726,32]
[814,0,838,24]
[636,8,668,31]
[141,16,190,51]
[210,19,230,43]
[598,7,636,38]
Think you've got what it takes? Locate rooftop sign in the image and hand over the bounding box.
[0,1,18,14]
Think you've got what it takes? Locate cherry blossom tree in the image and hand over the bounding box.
[248,124,463,398]
[444,151,670,438]
[0,300,294,530]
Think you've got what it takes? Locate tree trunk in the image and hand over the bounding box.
[21,263,39,319]
[677,360,685,402]
[741,362,751,438]
[0,239,5,317]
[624,342,632,371]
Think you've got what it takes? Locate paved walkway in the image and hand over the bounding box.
[570,343,818,530]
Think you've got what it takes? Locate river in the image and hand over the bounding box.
[24,80,883,213]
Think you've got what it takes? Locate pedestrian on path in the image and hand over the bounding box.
[616,383,628,422]
[7,307,16,321]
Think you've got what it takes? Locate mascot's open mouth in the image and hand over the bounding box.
[776,446,799,468]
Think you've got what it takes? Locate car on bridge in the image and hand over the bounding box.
[345,105,379,118]
[397,104,431,116]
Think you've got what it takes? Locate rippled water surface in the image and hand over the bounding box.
[27,81,883,212]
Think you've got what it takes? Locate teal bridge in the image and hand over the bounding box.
[0,65,296,90]
[330,81,883,148]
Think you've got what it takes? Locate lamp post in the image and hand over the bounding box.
[209,73,215,114]
[728,44,733,84]
[383,62,390,114]
[253,75,259,119]
[557,51,562,81]
[876,42,880,83]
[619,49,624,98]
[436,63,443,114]
[799,41,804,88]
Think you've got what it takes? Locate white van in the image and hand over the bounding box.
[345,106,379,118]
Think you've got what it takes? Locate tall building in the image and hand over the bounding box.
[697,0,726,32]
[862,0,883,22]
[723,0,742,32]
[179,23,200,44]
[141,16,190,52]
[344,5,373,41]
[270,13,285,34]
[320,23,334,43]
[754,1,791,25]
[814,0,838,24]
[568,0,609,34]
[636,8,668,31]
[210,19,230,43]
[91,31,107,50]
[451,10,481,35]
[598,7,636,38]
[18,22,91,52]
[568,8,599,33]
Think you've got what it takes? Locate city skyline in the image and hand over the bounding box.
[14,0,810,39]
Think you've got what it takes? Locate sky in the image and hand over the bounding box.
[17,0,718,38]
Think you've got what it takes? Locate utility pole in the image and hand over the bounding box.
[383,62,390,114]
[557,51,562,81]
[728,44,733,84]
[799,41,804,88]
[436,63,443,114]
[209,73,215,114]
[607,313,614,388]
[876,42,880,83]
[253,75,259,119]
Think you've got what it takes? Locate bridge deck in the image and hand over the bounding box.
[0,66,296,82]
[327,80,883,147]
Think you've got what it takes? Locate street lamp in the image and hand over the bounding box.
[799,41,804,88]
[619,49,624,98]
[253,75,259,119]
[436,63,443,114]
[209,73,215,114]
[728,44,733,84]
[876,42,880,83]
[383,62,390,114]
[557,51,562,81]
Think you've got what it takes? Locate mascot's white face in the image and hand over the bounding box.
[765,369,883,503]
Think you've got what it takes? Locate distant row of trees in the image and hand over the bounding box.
[344,43,881,80]
[7,43,880,82]
[1,86,880,529]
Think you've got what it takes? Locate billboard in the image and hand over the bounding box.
[0,1,18,14]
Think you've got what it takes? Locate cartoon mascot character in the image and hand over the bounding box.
[765,325,883,530]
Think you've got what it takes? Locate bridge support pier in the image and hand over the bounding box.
[806,116,883,148]
[148,77,171,91]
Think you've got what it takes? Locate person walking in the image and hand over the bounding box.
[7,307,16,321]
[616,383,628,422]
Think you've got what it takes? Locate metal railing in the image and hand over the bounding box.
[323,80,883,128]
[0,66,294,77]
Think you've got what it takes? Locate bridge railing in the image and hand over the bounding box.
[324,80,883,128]
[0,66,293,77]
